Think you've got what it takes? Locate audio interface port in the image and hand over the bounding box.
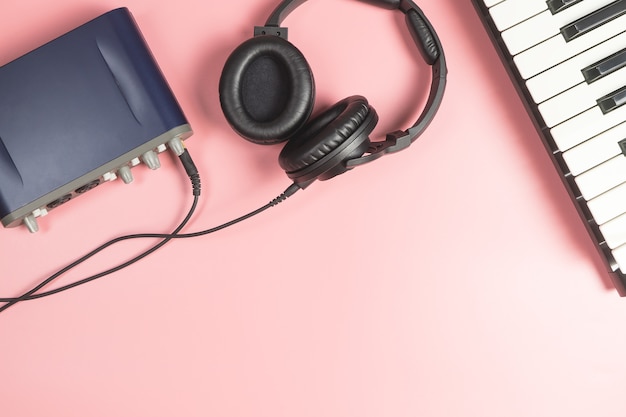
[75,180,101,194]
[47,194,72,209]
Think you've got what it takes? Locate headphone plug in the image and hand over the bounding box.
[270,183,300,206]
[178,149,201,196]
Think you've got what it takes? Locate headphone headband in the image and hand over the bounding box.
[262,0,447,167]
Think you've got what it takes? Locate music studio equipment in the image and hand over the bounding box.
[473,0,626,295]
[0,8,192,233]
[0,0,447,312]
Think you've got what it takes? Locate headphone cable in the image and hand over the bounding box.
[0,150,299,313]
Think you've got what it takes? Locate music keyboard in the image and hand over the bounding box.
[473,0,626,295]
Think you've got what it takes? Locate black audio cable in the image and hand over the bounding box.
[0,149,299,313]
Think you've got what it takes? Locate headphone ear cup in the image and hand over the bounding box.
[219,35,315,145]
[279,95,378,184]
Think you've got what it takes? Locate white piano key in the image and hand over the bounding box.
[502,11,558,56]
[501,0,616,56]
[611,243,626,273]
[537,66,626,128]
[483,0,505,8]
[502,10,556,55]
[515,13,626,80]
[600,212,626,249]
[588,182,626,225]
[551,103,626,151]
[562,121,626,175]
[575,155,626,200]
[526,31,626,104]
[489,0,547,32]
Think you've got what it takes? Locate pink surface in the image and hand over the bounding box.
[2,1,626,416]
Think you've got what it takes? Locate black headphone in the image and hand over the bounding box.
[219,0,447,189]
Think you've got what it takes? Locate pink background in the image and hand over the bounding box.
[2,0,626,416]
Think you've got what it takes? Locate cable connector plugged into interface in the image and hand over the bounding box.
[168,136,186,157]
[178,149,201,197]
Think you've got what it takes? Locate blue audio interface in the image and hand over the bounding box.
[0,8,192,232]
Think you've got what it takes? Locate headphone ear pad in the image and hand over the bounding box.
[279,95,378,183]
[219,36,315,145]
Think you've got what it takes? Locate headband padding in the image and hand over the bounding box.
[406,9,439,65]
[219,35,315,144]
[278,95,373,173]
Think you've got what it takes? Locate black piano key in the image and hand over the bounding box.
[597,85,626,114]
[561,0,626,42]
[582,48,626,84]
[619,138,626,156]
[547,0,583,15]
